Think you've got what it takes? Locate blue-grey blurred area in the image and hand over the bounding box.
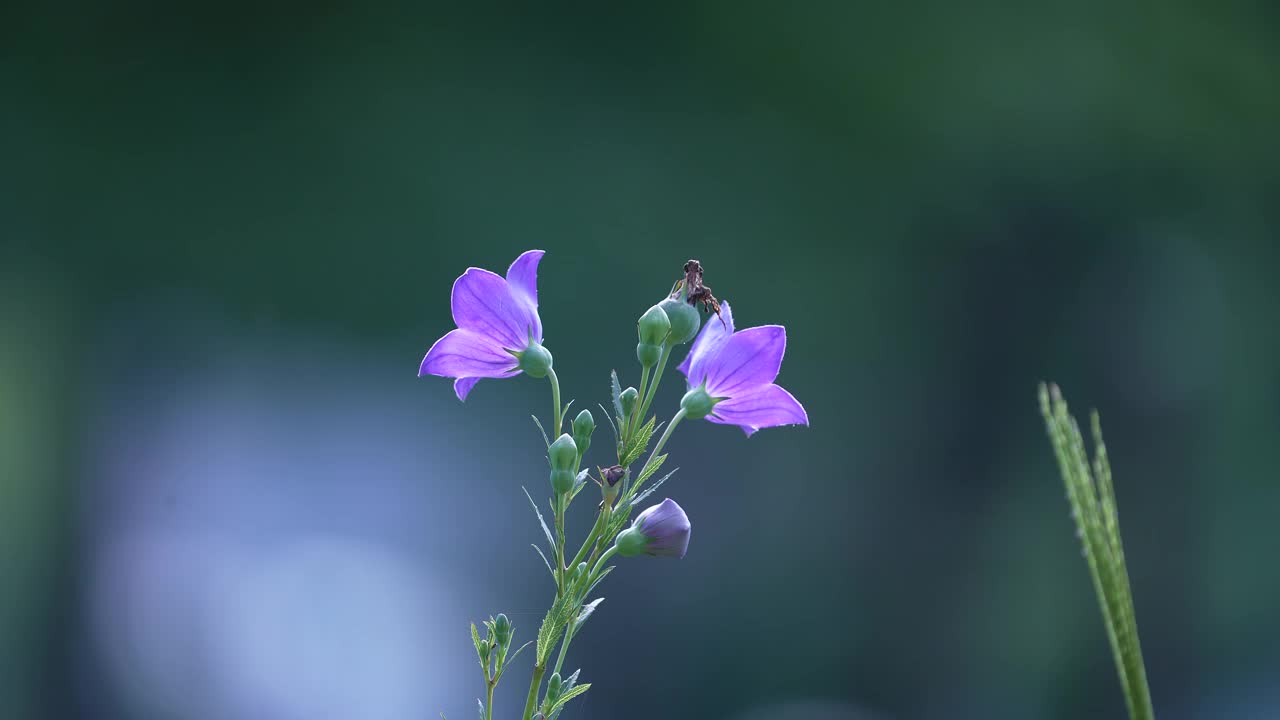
[2,2,1279,719]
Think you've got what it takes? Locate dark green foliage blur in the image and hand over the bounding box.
[3,2,1278,719]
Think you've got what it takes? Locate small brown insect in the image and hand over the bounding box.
[674,259,726,328]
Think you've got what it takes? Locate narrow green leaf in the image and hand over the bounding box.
[545,684,591,715]
[531,415,551,448]
[611,371,624,419]
[524,486,557,552]
[532,544,554,576]
[630,467,677,507]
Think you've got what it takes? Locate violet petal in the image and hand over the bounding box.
[419,328,520,379]
[700,324,786,397]
[707,383,809,436]
[450,267,539,350]
[677,300,735,383]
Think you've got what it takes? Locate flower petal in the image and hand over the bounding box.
[454,376,483,401]
[701,325,786,397]
[708,383,808,436]
[419,328,520,379]
[450,267,539,350]
[505,250,544,337]
[677,300,735,384]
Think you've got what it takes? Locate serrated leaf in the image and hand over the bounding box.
[531,415,551,447]
[631,467,677,507]
[471,622,483,655]
[524,486,556,551]
[545,684,591,715]
[620,416,657,466]
[532,544,554,576]
[633,453,667,488]
[611,370,624,419]
[535,593,578,665]
[573,598,604,633]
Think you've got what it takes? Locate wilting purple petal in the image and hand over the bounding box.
[635,498,691,558]
[707,383,809,436]
[419,328,518,379]
[451,267,540,350]
[676,300,735,382]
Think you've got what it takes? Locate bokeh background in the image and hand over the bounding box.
[3,3,1279,719]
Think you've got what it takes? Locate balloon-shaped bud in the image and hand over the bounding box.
[636,304,670,367]
[545,672,563,704]
[637,304,671,346]
[572,409,595,455]
[660,292,701,345]
[614,498,691,559]
[620,387,638,417]
[494,613,512,647]
[548,434,578,472]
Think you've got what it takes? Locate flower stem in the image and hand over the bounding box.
[521,663,546,720]
[628,407,686,501]
[628,363,652,442]
[547,366,563,434]
[636,344,672,428]
[484,680,494,720]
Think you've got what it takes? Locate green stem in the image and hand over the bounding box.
[521,664,546,720]
[629,363,652,442]
[484,680,494,720]
[554,492,567,597]
[547,366,563,434]
[636,344,672,428]
[627,407,686,502]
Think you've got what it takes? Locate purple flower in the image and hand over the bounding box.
[615,498,691,559]
[676,301,808,436]
[419,249,546,401]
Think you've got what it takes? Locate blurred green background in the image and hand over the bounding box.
[3,2,1279,719]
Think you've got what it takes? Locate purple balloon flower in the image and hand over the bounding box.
[419,249,546,401]
[676,301,808,435]
[615,498,691,559]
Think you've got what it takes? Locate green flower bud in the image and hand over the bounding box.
[614,526,649,557]
[636,342,662,367]
[620,387,638,417]
[516,341,554,378]
[545,672,563,703]
[680,385,720,420]
[493,613,512,646]
[551,469,575,495]
[637,304,671,346]
[659,294,701,345]
[479,641,491,662]
[572,409,594,454]
[548,434,578,472]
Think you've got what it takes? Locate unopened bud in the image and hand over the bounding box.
[572,409,594,455]
[659,293,701,345]
[620,387,638,417]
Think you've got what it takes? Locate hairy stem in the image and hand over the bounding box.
[521,663,546,720]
